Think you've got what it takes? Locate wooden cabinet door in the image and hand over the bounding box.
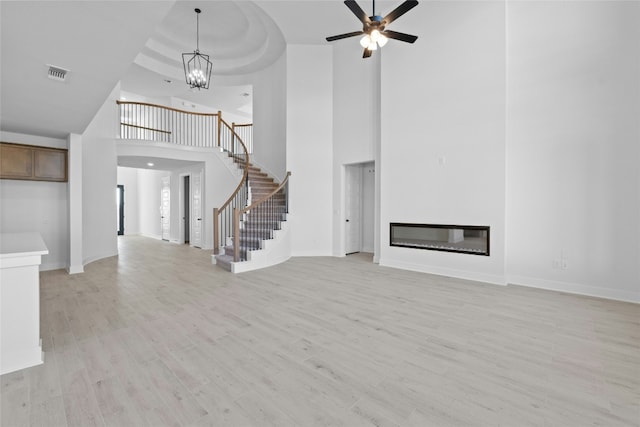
[0,142,67,182]
[34,149,67,181]
[0,144,33,178]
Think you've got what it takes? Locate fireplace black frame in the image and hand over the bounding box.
[390,223,490,256]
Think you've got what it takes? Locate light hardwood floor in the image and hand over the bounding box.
[2,235,638,426]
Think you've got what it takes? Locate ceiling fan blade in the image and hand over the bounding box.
[345,0,371,24]
[363,48,373,58]
[326,31,365,42]
[383,30,418,43]
[383,0,419,25]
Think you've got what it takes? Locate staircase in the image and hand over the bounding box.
[214,156,289,272]
[115,100,292,273]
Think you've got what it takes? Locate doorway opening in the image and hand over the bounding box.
[116,185,124,236]
[344,162,375,256]
[161,177,170,241]
[183,175,190,244]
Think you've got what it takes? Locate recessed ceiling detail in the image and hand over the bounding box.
[135,2,286,79]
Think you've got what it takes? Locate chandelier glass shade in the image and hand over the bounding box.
[182,8,212,90]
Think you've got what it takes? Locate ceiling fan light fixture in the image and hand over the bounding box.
[361,30,388,49]
[326,0,419,58]
[376,34,389,47]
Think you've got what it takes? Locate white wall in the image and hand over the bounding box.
[380,1,507,285]
[331,42,377,256]
[81,85,119,265]
[361,162,375,253]
[67,133,83,274]
[251,52,287,180]
[0,181,68,271]
[116,167,139,235]
[506,1,640,302]
[286,45,334,256]
[0,132,68,270]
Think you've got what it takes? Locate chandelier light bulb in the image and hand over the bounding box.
[377,34,388,47]
[360,34,371,48]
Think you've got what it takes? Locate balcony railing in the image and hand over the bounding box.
[117,101,221,147]
[117,101,254,151]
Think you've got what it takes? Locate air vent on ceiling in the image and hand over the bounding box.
[47,65,69,82]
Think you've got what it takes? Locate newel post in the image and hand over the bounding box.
[233,208,241,262]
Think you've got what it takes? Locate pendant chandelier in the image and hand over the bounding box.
[182,8,212,90]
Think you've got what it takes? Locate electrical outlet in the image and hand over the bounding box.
[553,259,561,269]
[561,259,568,269]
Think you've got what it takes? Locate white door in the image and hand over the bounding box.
[161,176,170,241]
[345,165,362,254]
[191,171,202,248]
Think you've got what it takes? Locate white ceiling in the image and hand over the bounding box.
[0,1,175,138]
[1,0,411,143]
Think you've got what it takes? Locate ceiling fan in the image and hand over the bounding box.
[326,0,419,58]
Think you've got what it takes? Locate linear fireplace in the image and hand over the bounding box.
[390,223,490,256]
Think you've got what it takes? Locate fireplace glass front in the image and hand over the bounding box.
[390,223,489,256]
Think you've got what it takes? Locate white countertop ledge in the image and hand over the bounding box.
[0,233,49,259]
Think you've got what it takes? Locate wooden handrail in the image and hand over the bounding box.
[116,100,220,117]
[217,119,250,213]
[240,171,291,215]
[213,118,251,255]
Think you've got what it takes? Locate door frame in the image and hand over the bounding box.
[116,185,124,236]
[160,176,171,241]
[345,164,363,255]
[342,161,376,257]
[178,173,192,245]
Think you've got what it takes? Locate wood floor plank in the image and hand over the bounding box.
[29,395,68,427]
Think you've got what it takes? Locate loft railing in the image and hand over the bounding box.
[116,101,222,147]
[233,172,291,262]
[117,101,255,155]
[232,122,253,154]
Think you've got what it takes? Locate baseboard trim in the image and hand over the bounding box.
[40,261,67,272]
[67,264,84,274]
[508,275,640,304]
[378,258,507,286]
